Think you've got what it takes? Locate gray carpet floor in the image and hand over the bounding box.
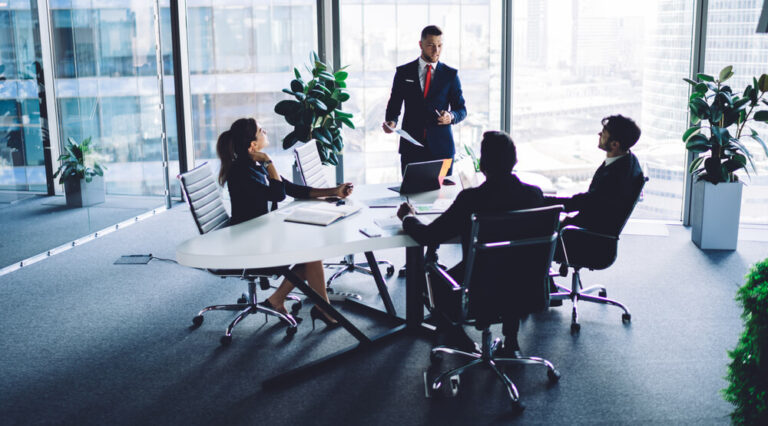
[0,194,167,267]
[0,205,765,425]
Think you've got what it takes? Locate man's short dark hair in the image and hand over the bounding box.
[601,115,641,151]
[479,131,517,176]
[421,25,442,39]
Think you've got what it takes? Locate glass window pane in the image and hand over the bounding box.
[340,0,503,185]
[705,0,768,224]
[511,0,693,221]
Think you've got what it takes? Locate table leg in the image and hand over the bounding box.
[364,251,397,316]
[280,267,370,344]
[405,245,426,330]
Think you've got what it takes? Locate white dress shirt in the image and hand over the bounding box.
[418,57,438,91]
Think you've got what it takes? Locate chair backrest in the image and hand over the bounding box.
[614,175,648,236]
[463,205,563,327]
[294,141,330,188]
[177,162,230,235]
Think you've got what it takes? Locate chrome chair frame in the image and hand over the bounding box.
[424,207,563,410]
[550,176,648,333]
[294,142,394,298]
[178,163,301,345]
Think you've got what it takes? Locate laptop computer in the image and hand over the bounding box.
[388,159,445,194]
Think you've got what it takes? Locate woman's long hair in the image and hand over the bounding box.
[216,118,259,185]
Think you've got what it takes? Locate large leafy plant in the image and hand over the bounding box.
[723,257,768,425]
[52,136,105,184]
[683,65,768,184]
[274,52,354,166]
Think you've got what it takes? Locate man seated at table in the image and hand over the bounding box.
[396,130,543,356]
[542,114,643,236]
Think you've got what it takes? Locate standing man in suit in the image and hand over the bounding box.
[396,131,543,357]
[544,114,644,236]
[383,25,467,175]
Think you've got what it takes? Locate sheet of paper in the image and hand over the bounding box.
[385,123,424,147]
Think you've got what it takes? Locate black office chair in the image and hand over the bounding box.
[294,142,395,298]
[423,206,563,411]
[550,175,648,333]
[178,163,301,345]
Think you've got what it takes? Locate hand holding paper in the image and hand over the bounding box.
[384,122,424,148]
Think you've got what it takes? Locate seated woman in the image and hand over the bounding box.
[216,117,353,328]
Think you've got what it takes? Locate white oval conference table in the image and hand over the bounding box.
[176,183,461,389]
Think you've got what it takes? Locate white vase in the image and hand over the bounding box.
[690,180,742,250]
[64,175,106,208]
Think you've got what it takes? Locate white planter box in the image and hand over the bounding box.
[690,180,742,250]
[64,175,105,208]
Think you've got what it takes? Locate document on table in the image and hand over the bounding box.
[284,201,362,226]
[413,198,452,215]
[385,123,424,147]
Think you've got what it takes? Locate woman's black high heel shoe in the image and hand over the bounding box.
[258,300,303,324]
[310,305,340,330]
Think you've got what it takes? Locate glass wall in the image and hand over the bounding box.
[511,0,694,221]
[339,0,503,184]
[0,1,45,193]
[50,0,176,196]
[704,0,768,224]
[186,0,317,180]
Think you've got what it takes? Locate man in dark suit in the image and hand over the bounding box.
[396,131,542,357]
[383,25,467,174]
[543,114,644,237]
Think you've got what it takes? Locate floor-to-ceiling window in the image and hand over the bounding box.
[510,0,694,221]
[0,2,45,193]
[187,0,317,180]
[704,0,768,224]
[339,0,503,184]
[50,0,176,196]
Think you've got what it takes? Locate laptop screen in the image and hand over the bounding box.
[389,159,445,194]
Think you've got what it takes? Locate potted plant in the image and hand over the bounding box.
[274,52,354,167]
[52,136,106,207]
[723,257,768,424]
[683,65,768,249]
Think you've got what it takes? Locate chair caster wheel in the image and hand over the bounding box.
[220,335,232,346]
[192,315,204,327]
[286,326,298,336]
[511,400,526,413]
[570,323,580,333]
[237,296,247,304]
[622,313,631,323]
[558,263,568,277]
[429,351,443,365]
[598,289,607,298]
[386,265,395,277]
[547,368,561,383]
[291,301,302,314]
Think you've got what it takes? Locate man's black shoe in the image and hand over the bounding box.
[495,339,522,359]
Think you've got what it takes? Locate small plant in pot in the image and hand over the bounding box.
[682,66,768,249]
[274,51,354,167]
[53,136,107,207]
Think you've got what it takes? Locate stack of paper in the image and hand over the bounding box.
[284,202,362,226]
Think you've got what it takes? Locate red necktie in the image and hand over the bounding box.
[423,64,432,98]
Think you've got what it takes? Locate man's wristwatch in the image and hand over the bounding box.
[262,159,273,167]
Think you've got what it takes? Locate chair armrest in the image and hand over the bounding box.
[426,262,463,292]
[560,225,618,241]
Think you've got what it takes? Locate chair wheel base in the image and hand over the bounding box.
[570,323,580,333]
[192,315,204,327]
[220,335,232,346]
[598,289,607,297]
[291,301,302,314]
[622,313,631,323]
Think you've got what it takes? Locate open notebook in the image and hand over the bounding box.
[284,201,362,226]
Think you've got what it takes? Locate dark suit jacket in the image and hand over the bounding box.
[385,59,467,162]
[227,158,310,226]
[403,174,543,275]
[543,152,643,235]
